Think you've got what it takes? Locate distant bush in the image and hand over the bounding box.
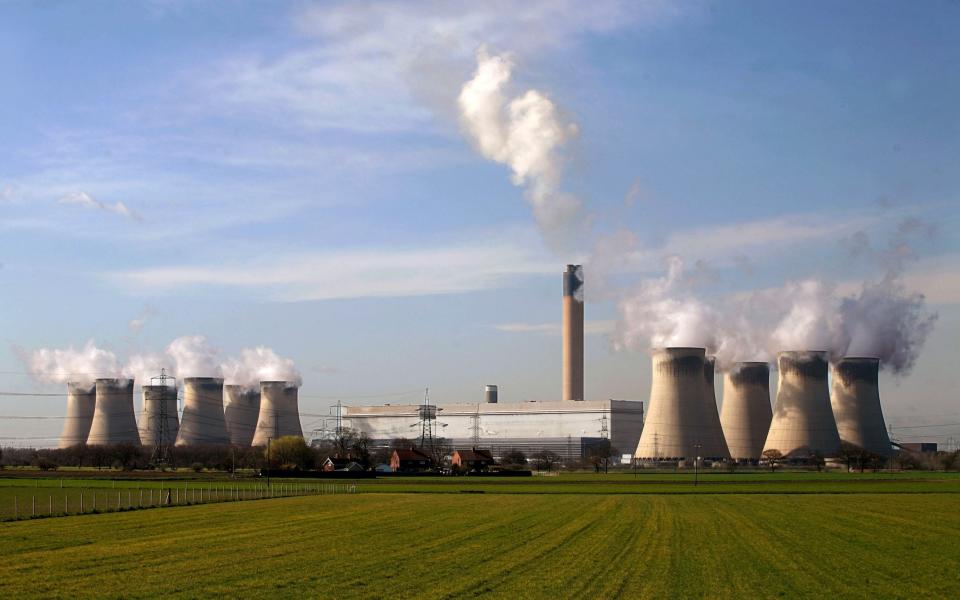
[191,463,204,473]
[35,456,59,471]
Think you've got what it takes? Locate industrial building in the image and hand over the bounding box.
[176,377,231,446]
[830,357,892,457]
[224,385,261,447]
[763,351,842,458]
[634,348,729,463]
[345,398,643,461]
[87,378,141,446]
[701,357,732,460]
[251,381,303,446]
[342,266,643,461]
[720,362,772,462]
[59,382,96,448]
[139,384,179,449]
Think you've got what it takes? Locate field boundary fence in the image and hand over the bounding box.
[1,481,358,522]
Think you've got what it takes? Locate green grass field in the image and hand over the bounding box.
[1,473,958,598]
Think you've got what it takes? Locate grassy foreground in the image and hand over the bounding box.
[1,486,958,598]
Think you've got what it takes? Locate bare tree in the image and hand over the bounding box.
[532,450,561,472]
[761,449,783,472]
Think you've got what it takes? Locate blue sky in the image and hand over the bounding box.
[1,0,958,446]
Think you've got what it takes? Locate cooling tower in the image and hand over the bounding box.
[251,381,303,445]
[701,357,732,459]
[175,377,230,446]
[562,264,584,401]
[635,348,728,462]
[763,351,841,458]
[830,357,892,457]
[224,385,261,447]
[720,362,772,461]
[485,384,498,404]
[87,379,141,446]
[59,382,96,448]
[139,385,179,448]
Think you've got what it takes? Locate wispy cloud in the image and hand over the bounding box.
[594,212,881,277]
[128,305,158,334]
[107,237,555,302]
[58,191,142,221]
[846,254,960,306]
[198,0,687,134]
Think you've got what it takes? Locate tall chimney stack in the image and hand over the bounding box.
[562,264,584,401]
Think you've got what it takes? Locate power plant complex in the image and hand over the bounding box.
[54,265,896,464]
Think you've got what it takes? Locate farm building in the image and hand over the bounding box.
[344,399,644,461]
[451,448,495,471]
[391,448,434,472]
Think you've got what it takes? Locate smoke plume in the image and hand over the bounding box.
[458,47,580,247]
[221,346,302,389]
[26,341,121,385]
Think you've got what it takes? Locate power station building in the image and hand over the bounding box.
[343,398,644,461]
[337,264,640,462]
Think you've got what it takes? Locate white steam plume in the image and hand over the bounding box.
[615,257,718,352]
[221,346,302,389]
[166,335,222,379]
[839,276,937,374]
[458,47,580,247]
[123,352,173,386]
[614,253,937,375]
[25,341,121,385]
[769,279,849,356]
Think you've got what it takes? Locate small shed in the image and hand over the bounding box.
[390,448,433,472]
[451,448,496,472]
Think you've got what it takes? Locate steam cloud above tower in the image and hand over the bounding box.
[613,252,937,375]
[221,346,302,390]
[26,337,302,387]
[26,341,122,385]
